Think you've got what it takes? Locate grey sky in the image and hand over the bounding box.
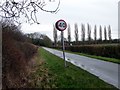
[21,0,119,41]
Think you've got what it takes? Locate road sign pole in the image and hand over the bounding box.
[61,31,66,67]
[55,19,67,67]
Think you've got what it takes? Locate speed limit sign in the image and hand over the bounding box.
[55,19,67,31]
[55,19,67,67]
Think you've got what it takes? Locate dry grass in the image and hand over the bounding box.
[26,48,57,88]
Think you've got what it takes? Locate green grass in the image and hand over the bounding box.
[53,48,120,64]
[28,47,117,88]
[65,50,120,64]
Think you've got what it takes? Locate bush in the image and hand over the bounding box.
[18,42,38,59]
[2,21,38,88]
[55,45,120,59]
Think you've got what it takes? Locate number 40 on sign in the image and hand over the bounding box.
[55,19,67,67]
[55,19,67,31]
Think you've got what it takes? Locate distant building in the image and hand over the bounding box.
[118,1,120,40]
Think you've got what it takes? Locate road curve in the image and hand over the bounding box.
[43,47,119,89]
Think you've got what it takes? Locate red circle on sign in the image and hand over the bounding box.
[55,19,67,31]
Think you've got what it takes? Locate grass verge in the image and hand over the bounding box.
[53,48,120,64]
[28,47,118,88]
[65,50,120,64]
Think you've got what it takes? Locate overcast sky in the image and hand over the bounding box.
[21,0,119,41]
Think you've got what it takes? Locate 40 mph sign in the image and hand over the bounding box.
[55,19,67,31]
[55,19,67,67]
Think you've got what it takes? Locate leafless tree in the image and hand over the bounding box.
[108,25,112,40]
[104,26,107,41]
[0,0,60,24]
[81,24,85,42]
[67,24,71,45]
[94,25,97,41]
[53,24,57,47]
[99,25,102,41]
[87,23,91,41]
[74,23,79,42]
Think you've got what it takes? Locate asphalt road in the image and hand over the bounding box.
[43,47,120,89]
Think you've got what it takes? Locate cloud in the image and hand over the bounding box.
[21,0,119,40]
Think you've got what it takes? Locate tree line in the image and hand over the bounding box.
[53,23,114,46]
[26,32,52,47]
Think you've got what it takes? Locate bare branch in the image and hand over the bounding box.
[0,0,60,24]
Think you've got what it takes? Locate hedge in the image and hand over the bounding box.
[54,45,120,59]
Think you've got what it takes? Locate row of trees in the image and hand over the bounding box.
[53,23,112,46]
[26,32,52,47]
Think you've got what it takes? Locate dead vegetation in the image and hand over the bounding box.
[2,20,38,88]
[26,49,57,88]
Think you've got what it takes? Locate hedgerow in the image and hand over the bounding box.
[54,45,120,59]
[2,20,38,88]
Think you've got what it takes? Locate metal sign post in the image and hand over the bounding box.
[61,31,66,67]
[55,19,67,67]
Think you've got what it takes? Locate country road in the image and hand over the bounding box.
[43,47,120,89]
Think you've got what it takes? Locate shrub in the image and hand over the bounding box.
[2,21,38,88]
[55,45,120,59]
